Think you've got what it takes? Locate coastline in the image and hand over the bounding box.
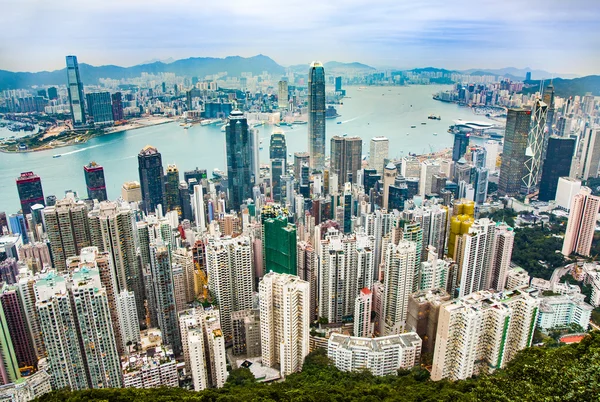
[0,117,176,154]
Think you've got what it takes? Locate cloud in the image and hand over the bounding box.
[0,0,598,74]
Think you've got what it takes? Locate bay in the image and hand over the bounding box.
[0,85,491,213]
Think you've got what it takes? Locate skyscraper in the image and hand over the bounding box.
[83,161,107,202]
[330,135,362,186]
[522,99,548,194]
[138,145,165,214]
[0,292,20,385]
[277,80,288,109]
[66,55,86,126]
[308,62,326,170]
[164,164,180,212]
[577,127,600,180]
[264,216,297,276]
[382,163,397,210]
[543,83,555,135]
[538,137,576,201]
[369,136,389,175]
[562,187,600,257]
[85,92,114,125]
[488,223,515,291]
[16,172,44,215]
[111,92,124,121]
[498,108,531,196]
[354,288,373,338]
[226,111,254,211]
[452,133,470,162]
[0,284,37,371]
[259,272,310,377]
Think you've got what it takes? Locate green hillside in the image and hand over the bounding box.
[36,331,600,401]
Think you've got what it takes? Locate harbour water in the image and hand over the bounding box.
[0,85,492,212]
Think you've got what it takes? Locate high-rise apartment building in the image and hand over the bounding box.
[0,284,37,371]
[85,92,114,125]
[308,62,326,170]
[498,108,532,196]
[431,288,540,381]
[562,186,600,257]
[369,136,389,175]
[232,309,261,357]
[353,288,373,338]
[489,223,515,291]
[83,161,107,201]
[187,310,228,390]
[538,137,576,201]
[331,136,362,186]
[259,272,310,377]
[418,246,453,291]
[138,145,165,214]
[0,292,20,385]
[264,216,297,276]
[16,172,44,215]
[43,197,91,271]
[327,333,421,376]
[406,289,451,355]
[66,55,86,126]
[226,111,254,210]
[297,241,317,321]
[402,204,448,261]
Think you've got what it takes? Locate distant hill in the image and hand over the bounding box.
[409,67,454,74]
[461,67,579,80]
[288,61,376,75]
[0,55,285,90]
[521,75,600,97]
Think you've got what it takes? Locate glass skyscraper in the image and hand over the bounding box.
[226,111,254,211]
[538,137,576,201]
[308,62,326,171]
[66,55,86,126]
[16,171,44,215]
[498,108,531,196]
[85,92,114,125]
[138,146,165,214]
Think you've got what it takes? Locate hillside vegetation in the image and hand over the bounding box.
[36,332,600,401]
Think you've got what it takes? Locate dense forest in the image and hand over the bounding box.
[37,332,600,401]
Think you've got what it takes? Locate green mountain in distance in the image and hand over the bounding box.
[35,333,600,402]
[522,75,600,97]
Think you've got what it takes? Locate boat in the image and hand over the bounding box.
[433,133,438,136]
[53,154,61,158]
[421,122,427,125]
[280,122,292,127]
[220,124,227,132]
[411,125,416,128]
[182,123,192,129]
[293,120,308,125]
[428,114,441,120]
[337,121,342,125]
[253,122,264,128]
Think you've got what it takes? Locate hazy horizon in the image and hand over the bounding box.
[1,0,599,75]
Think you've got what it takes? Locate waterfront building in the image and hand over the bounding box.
[330,135,362,186]
[226,111,254,211]
[83,161,107,202]
[43,197,91,271]
[327,333,421,376]
[498,108,531,196]
[369,136,389,176]
[452,132,470,162]
[259,272,310,377]
[66,55,86,126]
[562,186,600,257]
[138,145,165,214]
[85,92,114,125]
[111,92,124,121]
[308,62,326,170]
[16,172,44,215]
[538,137,576,201]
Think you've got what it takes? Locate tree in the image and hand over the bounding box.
[225,367,256,387]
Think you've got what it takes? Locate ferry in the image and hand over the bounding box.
[280,122,293,127]
[433,133,438,136]
[421,122,427,125]
[53,154,61,158]
[337,121,342,124]
[428,114,441,120]
[293,120,308,125]
[411,125,416,128]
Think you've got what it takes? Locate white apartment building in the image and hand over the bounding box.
[187,310,228,390]
[122,346,178,388]
[504,267,531,290]
[116,290,140,350]
[537,293,593,331]
[353,288,373,338]
[419,246,452,291]
[562,186,600,257]
[327,333,422,376]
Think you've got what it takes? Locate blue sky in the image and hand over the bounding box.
[0,0,599,75]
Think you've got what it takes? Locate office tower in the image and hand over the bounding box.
[380,240,417,335]
[16,172,44,215]
[522,99,548,194]
[562,187,600,257]
[138,145,165,214]
[178,181,193,221]
[419,160,440,197]
[452,133,470,162]
[369,136,389,175]
[488,223,515,291]
[293,152,310,181]
[318,231,374,324]
[85,92,114,125]
[498,108,531,196]
[259,272,310,377]
[543,83,555,134]
[483,140,500,172]
[453,218,495,297]
[473,167,489,204]
[70,267,123,388]
[47,86,58,100]
[308,62,326,170]
[0,292,21,385]
[164,164,180,212]
[149,242,182,355]
[264,216,297,275]
[538,137,576,201]
[382,163,397,210]
[406,289,451,355]
[577,127,600,180]
[66,55,86,126]
[205,236,254,339]
[297,241,317,321]
[83,161,107,202]
[7,214,28,245]
[121,181,142,203]
[354,288,373,338]
[270,158,285,203]
[111,92,123,121]
[226,111,254,211]
[43,197,91,271]
[330,136,362,186]
[431,288,540,381]
[192,185,206,232]
[327,333,421,376]
[88,201,145,323]
[555,177,581,211]
[187,311,227,390]
[278,80,288,109]
[232,309,261,357]
[269,130,287,166]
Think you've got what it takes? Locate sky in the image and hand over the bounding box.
[1,0,599,75]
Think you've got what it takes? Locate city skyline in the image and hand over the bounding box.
[0,0,599,75]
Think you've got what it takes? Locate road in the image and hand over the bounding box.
[550,264,573,284]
